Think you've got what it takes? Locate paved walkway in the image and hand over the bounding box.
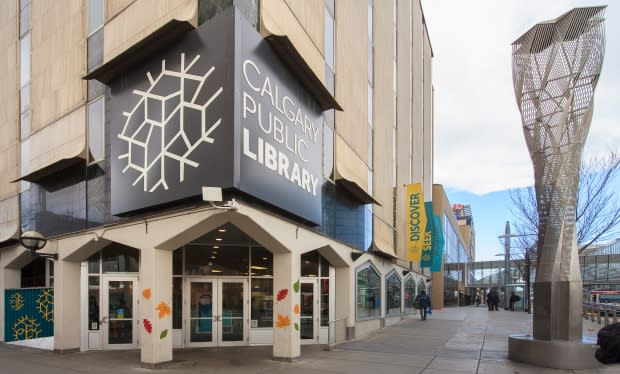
[0,306,617,374]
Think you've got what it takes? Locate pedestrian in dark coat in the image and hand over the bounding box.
[414,290,432,320]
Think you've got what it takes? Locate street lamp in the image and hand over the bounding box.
[19,231,57,260]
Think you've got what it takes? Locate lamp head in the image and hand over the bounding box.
[20,231,47,251]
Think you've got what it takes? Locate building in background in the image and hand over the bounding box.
[0,0,435,365]
[431,185,473,308]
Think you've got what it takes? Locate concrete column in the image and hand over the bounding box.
[139,248,173,367]
[272,252,300,361]
[335,265,355,341]
[0,267,20,342]
[53,259,81,352]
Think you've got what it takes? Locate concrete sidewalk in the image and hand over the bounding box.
[0,306,617,374]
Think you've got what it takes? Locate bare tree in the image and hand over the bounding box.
[508,150,620,313]
[510,150,620,254]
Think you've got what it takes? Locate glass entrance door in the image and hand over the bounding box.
[102,278,138,349]
[300,281,318,343]
[185,279,248,347]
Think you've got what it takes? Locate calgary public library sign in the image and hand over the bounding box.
[108,8,324,224]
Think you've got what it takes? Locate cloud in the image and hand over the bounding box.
[422,0,618,195]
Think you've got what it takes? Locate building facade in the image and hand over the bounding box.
[430,185,473,308]
[0,0,435,365]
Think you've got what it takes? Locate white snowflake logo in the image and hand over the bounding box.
[118,53,223,192]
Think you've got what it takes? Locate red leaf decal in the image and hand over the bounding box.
[143,318,153,334]
[276,288,289,302]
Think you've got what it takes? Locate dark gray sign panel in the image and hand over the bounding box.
[109,9,323,224]
[235,13,323,224]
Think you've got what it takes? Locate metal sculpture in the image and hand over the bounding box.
[511,7,606,341]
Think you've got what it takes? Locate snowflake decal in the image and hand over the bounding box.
[13,315,41,341]
[9,293,25,311]
[36,289,54,322]
[118,53,223,192]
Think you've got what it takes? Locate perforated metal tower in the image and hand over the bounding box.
[511,6,606,341]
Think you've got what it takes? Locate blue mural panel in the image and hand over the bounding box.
[4,288,54,342]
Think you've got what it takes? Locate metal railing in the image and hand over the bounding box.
[583,302,620,325]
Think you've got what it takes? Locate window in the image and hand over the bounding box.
[250,278,273,327]
[404,276,416,314]
[386,272,401,316]
[356,263,381,320]
[88,0,104,35]
[325,7,335,71]
[88,97,105,163]
[102,244,140,273]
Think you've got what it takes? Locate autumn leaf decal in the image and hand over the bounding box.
[142,288,152,300]
[276,288,289,302]
[294,323,299,331]
[293,304,300,315]
[156,301,172,320]
[143,319,153,334]
[293,280,300,293]
[160,329,168,340]
[275,314,291,328]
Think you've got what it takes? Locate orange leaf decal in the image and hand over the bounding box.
[275,314,291,328]
[155,301,172,320]
[142,288,152,300]
[293,304,300,315]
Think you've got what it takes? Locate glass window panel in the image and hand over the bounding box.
[102,245,139,273]
[367,84,373,127]
[88,276,100,330]
[88,0,104,35]
[404,277,416,313]
[368,41,373,83]
[87,28,104,72]
[320,255,330,277]
[20,83,30,114]
[88,80,106,101]
[235,0,259,30]
[173,248,183,275]
[323,124,334,180]
[185,245,248,276]
[20,258,46,287]
[326,0,334,16]
[20,4,30,38]
[609,255,620,281]
[320,279,329,326]
[325,64,335,96]
[88,97,105,162]
[250,278,273,328]
[88,253,100,274]
[199,0,233,25]
[250,246,273,276]
[320,181,336,237]
[300,283,314,339]
[356,264,381,320]
[173,277,182,329]
[367,1,373,42]
[386,272,401,315]
[324,8,334,70]
[301,251,319,277]
[20,110,30,140]
[221,282,244,341]
[368,125,373,168]
[20,0,30,10]
[86,162,106,228]
[190,282,213,342]
[20,34,31,87]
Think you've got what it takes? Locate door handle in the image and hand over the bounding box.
[101,316,108,324]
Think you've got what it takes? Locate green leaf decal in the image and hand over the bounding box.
[160,329,168,339]
[293,280,300,293]
[294,323,299,331]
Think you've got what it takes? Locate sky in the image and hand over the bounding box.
[420,1,620,260]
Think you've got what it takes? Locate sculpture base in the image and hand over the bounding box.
[508,335,603,370]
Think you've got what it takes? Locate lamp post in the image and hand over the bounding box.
[19,231,57,260]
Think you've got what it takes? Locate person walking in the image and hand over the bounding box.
[487,289,499,311]
[475,295,481,307]
[414,290,432,320]
[509,291,521,311]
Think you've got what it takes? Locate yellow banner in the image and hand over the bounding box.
[406,183,426,261]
